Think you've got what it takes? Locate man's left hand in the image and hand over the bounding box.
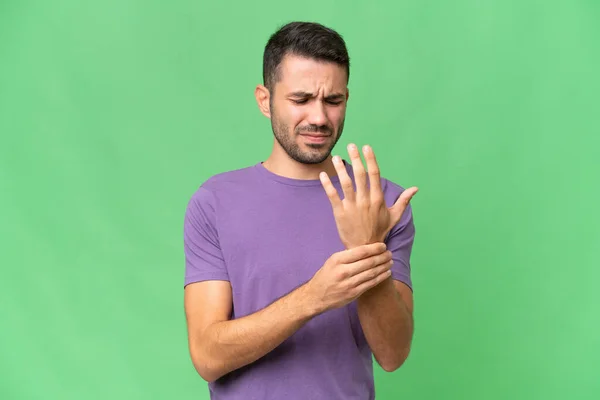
[319,144,418,249]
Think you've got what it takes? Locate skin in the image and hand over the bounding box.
[184,53,418,382]
[320,144,419,371]
[254,53,348,180]
[259,52,419,369]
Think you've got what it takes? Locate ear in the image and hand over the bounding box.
[255,84,271,118]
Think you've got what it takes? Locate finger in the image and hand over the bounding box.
[389,186,419,224]
[347,144,368,202]
[362,145,382,201]
[319,171,343,210]
[352,267,392,297]
[332,155,355,202]
[348,259,393,288]
[346,250,393,277]
[338,242,387,264]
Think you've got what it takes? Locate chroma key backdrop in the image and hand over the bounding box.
[0,1,598,399]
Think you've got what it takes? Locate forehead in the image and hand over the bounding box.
[277,54,347,91]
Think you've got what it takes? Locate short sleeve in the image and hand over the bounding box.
[385,201,416,292]
[183,186,229,287]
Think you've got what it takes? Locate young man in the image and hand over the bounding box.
[183,21,418,400]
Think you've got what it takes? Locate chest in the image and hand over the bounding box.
[218,189,345,314]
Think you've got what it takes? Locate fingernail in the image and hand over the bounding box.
[363,145,371,153]
[333,155,341,163]
[347,143,356,151]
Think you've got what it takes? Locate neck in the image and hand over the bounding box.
[262,142,339,180]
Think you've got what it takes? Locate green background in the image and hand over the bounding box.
[1,1,599,399]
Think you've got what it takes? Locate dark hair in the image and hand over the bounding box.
[262,21,350,91]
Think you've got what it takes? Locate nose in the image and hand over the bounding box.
[306,101,328,127]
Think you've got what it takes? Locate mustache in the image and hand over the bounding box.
[296,125,332,135]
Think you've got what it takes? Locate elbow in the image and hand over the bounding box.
[190,348,224,383]
[195,365,221,383]
[379,347,411,373]
[380,360,403,373]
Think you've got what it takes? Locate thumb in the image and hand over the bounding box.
[389,186,418,224]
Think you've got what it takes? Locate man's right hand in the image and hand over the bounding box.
[305,242,393,314]
[185,242,392,382]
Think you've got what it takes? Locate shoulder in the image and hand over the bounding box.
[380,175,415,229]
[200,164,258,192]
[380,176,410,203]
[187,164,259,206]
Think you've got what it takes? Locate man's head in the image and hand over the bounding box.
[255,22,350,165]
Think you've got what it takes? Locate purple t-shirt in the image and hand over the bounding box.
[183,160,415,400]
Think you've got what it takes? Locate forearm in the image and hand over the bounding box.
[357,277,413,371]
[194,283,319,382]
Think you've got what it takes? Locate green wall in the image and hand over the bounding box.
[1,1,598,399]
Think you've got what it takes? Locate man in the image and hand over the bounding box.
[183,21,418,399]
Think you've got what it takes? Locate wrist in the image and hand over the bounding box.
[342,237,387,250]
[297,281,326,318]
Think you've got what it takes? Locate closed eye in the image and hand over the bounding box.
[291,98,343,105]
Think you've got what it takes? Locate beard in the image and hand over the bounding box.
[270,106,345,165]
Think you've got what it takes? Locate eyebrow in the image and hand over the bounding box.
[288,91,346,100]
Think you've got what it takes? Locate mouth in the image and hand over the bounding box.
[299,134,330,144]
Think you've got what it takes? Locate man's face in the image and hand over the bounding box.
[269,54,349,164]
